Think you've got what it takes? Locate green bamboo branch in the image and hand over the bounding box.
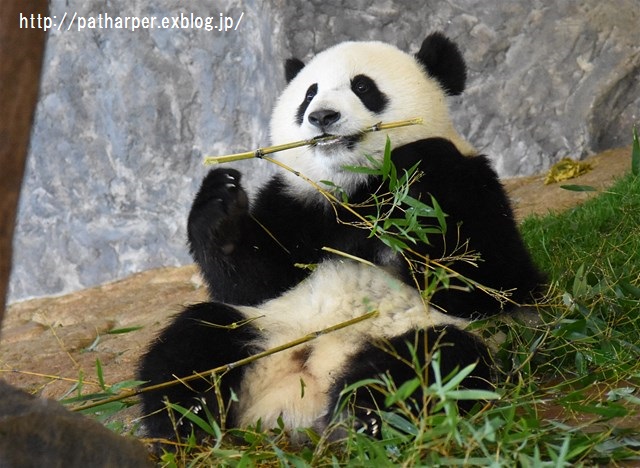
[72,310,378,412]
[203,118,423,165]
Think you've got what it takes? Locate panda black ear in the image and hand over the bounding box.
[415,32,467,96]
[284,58,305,83]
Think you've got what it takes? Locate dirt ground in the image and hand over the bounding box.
[0,146,633,425]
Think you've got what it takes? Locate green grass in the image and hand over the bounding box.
[520,171,640,381]
[522,172,640,292]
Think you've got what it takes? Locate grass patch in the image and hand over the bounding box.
[520,171,640,382]
[522,172,640,291]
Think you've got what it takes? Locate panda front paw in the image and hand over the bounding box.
[194,168,247,212]
[188,168,249,258]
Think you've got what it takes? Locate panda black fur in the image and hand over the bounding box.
[138,32,544,441]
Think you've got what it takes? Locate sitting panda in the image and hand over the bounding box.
[138,32,544,441]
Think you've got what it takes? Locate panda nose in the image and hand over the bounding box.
[308,109,341,130]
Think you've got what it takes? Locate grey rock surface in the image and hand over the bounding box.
[9,0,640,302]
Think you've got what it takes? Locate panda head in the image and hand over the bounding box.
[269,32,475,198]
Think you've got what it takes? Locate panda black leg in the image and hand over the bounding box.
[327,326,492,438]
[137,302,259,441]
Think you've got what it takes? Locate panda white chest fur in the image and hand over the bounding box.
[138,32,544,443]
[235,261,470,430]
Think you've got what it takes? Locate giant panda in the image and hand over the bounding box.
[138,32,544,442]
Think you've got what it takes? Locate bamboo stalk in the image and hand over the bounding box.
[72,310,378,412]
[203,118,423,165]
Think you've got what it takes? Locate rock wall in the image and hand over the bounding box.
[9,0,640,302]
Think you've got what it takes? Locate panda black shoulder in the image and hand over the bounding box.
[392,137,504,201]
[392,137,520,245]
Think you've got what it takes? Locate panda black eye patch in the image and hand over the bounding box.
[296,83,318,125]
[350,74,388,114]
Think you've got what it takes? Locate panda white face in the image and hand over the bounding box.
[269,39,474,198]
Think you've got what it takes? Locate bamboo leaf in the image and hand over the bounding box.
[165,402,216,435]
[563,402,629,418]
[382,411,419,435]
[632,126,640,176]
[437,362,477,391]
[445,389,501,400]
[385,378,421,406]
[339,165,381,175]
[560,184,597,192]
[107,326,143,334]
[96,359,106,390]
[382,137,393,182]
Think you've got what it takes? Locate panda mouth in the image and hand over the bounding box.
[312,133,362,150]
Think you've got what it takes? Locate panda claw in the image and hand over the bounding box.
[354,408,381,438]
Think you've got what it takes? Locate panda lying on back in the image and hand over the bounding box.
[139,32,544,441]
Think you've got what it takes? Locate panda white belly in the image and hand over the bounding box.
[234,261,470,429]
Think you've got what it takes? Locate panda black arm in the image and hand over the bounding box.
[188,169,328,305]
[391,138,544,318]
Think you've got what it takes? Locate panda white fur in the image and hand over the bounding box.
[138,32,544,441]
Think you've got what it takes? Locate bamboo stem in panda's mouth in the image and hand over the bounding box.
[202,117,423,165]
